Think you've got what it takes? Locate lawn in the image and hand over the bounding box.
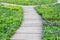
[35,3,60,40]
[0,0,57,5]
[0,5,23,40]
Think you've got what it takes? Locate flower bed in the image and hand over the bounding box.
[0,5,23,40]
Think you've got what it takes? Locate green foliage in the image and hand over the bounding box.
[0,5,23,40]
[0,0,57,5]
[36,3,60,20]
[35,3,60,40]
[43,26,60,40]
[43,20,60,40]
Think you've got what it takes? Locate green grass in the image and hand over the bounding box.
[0,5,23,40]
[0,0,57,5]
[35,3,60,40]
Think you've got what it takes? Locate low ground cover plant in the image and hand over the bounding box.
[0,5,23,40]
[36,3,60,20]
[0,0,57,5]
[35,3,60,40]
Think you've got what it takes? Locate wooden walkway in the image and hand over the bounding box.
[10,6,42,40]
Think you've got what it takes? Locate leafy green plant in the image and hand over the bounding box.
[0,0,57,5]
[0,5,23,40]
[36,4,60,20]
[35,3,60,40]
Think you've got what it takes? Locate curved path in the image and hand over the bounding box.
[10,6,43,40]
[1,1,60,40]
